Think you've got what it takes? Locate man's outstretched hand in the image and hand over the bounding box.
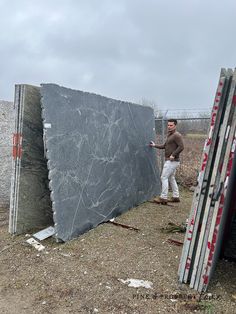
[149,141,155,147]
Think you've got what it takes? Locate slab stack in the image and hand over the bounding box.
[178,68,236,292]
[0,100,14,207]
[9,84,160,241]
[9,85,53,234]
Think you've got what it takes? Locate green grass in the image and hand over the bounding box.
[185,133,207,139]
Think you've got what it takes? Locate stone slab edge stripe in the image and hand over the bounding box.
[9,85,25,233]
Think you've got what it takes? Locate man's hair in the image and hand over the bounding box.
[168,118,177,125]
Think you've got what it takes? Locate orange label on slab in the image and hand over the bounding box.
[12,133,23,159]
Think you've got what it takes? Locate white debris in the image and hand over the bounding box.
[60,253,71,257]
[26,238,45,251]
[118,278,153,289]
[33,226,55,241]
[44,123,52,129]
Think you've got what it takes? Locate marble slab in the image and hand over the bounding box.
[224,213,236,259]
[0,100,15,206]
[9,85,52,234]
[41,84,160,241]
[223,154,236,260]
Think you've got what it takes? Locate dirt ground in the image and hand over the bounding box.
[0,188,236,314]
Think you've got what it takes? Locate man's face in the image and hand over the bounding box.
[167,122,176,132]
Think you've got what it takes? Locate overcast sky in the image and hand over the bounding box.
[0,0,236,112]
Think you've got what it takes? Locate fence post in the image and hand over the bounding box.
[161,111,168,169]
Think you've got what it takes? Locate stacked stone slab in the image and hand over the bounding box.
[0,100,14,207]
[9,85,53,234]
[178,68,236,292]
[9,84,160,241]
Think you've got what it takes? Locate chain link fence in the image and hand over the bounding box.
[155,117,210,187]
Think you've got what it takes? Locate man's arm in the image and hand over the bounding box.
[171,134,184,157]
[149,141,165,149]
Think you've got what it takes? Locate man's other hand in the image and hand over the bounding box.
[149,141,155,147]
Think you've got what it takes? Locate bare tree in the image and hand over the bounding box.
[140,98,161,118]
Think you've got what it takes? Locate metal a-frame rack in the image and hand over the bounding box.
[178,68,236,292]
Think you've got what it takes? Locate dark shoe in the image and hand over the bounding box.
[169,197,180,203]
[153,196,168,205]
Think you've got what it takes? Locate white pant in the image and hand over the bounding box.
[160,160,180,199]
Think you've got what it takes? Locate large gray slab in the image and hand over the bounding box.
[41,84,160,241]
[9,85,52,234]
[0,100,15,207]
[224,213,236,259]
[223,153,236,260]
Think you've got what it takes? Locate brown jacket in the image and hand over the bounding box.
[155,131,184,161]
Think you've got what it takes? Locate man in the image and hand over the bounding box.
[149,119,184,205]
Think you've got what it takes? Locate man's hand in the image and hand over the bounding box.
[149,141,155,147]
[169,155,175,161]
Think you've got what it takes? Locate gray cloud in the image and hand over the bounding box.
[1,0,236,111]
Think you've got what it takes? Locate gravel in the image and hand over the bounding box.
[0,188,235,313]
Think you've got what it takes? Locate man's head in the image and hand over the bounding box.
[167,119,177,132]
